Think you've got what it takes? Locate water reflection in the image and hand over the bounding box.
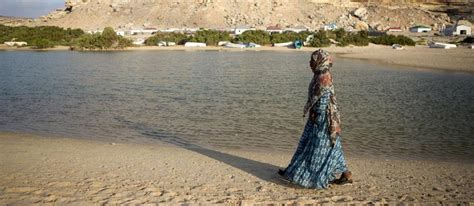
[0,51,472,162]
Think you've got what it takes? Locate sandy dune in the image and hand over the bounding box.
[0,133,473,205]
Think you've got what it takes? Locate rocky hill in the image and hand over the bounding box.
[6,0,474,31]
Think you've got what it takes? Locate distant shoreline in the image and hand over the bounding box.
[1,44,473,73]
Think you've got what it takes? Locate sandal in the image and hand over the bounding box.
[333,176,353,185]
[332,171,353,185]
[277,169,286,176]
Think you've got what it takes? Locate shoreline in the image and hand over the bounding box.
[1,133,473,204]
[1,44,473,74]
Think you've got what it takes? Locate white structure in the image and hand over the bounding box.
[444,24,471,36]
[322,23,338,31]
[142,28,158,35]
[410,26,431,33]
[116,30,126,36]
[130,29,142,35]
[182,28,199,34]
[442,20,472,36]
[86,30,102,34]
[234,25,252,35]
[266,25,283,34]
[160,28,180,33]
[454,25,471,35]
[184,42,207,47]
[387,27,402,32]
[285,25,309,33]
[4,41,27,46]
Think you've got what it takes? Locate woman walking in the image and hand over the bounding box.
[278,49,352,189]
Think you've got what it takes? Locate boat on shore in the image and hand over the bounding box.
[273,42,293,47]
[392,44,404,50]
[294,40,303,49]
[224,42,246,48]
[428,42,457,49]
[184,42,207,47]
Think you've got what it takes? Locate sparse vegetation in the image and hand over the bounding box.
[188,30,232,46]
[370,34,416,46]
[270,31,312,44]
[145,32,188,46]
[0,24,84,48]
[74,27,132,50]
[234,30,271,45]
[329,29,369,46]
[32,39,55,49]
[307,30,331,47]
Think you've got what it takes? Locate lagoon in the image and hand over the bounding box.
[0,51,472,162]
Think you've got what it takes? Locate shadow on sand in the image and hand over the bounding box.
[119,119,292,186]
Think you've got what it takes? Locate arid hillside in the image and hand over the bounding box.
[3,0,473,31]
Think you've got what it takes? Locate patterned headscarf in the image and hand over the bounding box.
[303,49,341,144]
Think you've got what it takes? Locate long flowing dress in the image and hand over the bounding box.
[284,89,348,189]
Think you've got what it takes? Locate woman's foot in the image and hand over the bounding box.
[333,171,353,185]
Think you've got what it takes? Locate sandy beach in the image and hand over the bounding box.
[1,133,473,205]
[1,44,473,73]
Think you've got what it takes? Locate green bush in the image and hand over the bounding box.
[32,39,54,49]
[370,34,415,46]
[327,29,369,46]
[74,27,132,50]
[307,30,331,47]
[189,30,232,46]
[270,31,312,44]
[0,24,84,47]
[145,32,188,46]
[235,30,271,45]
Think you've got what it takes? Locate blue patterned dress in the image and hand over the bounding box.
[284,90,348,189]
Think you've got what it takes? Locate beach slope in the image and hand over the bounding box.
[0,133,473,205]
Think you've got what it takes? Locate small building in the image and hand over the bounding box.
[453,25,472,36]
[182,28,199,34]
[160,28,180,33]
[130,29,142,35]
[4,41,28,47]
[444,25,471,36]
[234,25,252,35]
[387,27,402,32]
[142,28,158,35]
[285,25,309,33]
[116,30,126,36]
[86,30,103,34]
[410,25,431,33]
[266,25,283,34]
[322,23,338,31]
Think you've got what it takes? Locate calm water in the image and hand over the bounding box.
[0,51,473,162]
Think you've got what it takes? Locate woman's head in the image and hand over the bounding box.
[310,49,332,74]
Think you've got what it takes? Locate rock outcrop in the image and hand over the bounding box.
[15,0,473,31]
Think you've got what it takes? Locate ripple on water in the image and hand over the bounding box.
[0,51,473,162]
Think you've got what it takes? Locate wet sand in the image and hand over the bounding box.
[1,133,473,205]
[1,44,473,73]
